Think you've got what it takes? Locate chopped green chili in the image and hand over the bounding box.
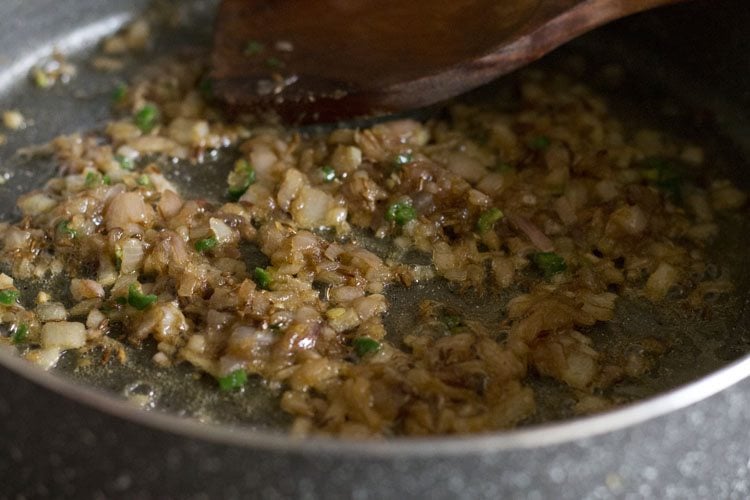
[321,165,336,182]
[533,252,567,279]
[385,200,417,226]
[10,323,28,344]
[640,157,683,201]
[32,68,52,89]
[112,83,127,103]
[127,283,157,310]
[528,135,551,151]
[218,369,248,391]
[243,40,264,56]
[392,152,413,168]
[137,174,151,186]
[227,159,256,201]
[115,154,134,171]
[265,56,284,69]
[84,171,111,187]
[134,104,158,133]
[353,337,380,357]
[198,77,213,99]
[85,172,100,187]
[493,162,514,173]
[253,267,272,290]
[441,314,463,331]
[477,207,504,233]
[0,289,19,305]
[194,237,218,253]
[57,220,77,238]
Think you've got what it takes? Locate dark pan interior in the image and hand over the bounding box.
[0,0,748,435]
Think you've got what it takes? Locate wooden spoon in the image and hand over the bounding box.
[211,0,683,124]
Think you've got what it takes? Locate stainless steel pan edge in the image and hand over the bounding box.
[1,0,750,498]
[3,335,750,457]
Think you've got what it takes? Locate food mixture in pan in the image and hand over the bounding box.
[0,20,746,437]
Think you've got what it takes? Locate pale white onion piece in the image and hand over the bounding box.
[68,299,101,318]
[218,355,247,378]
[86,309,106,329]
[128,136,179,155]
[467,189,490,207]
[608,205,647,236]
[105,192,155,230]
[445,151,486,183]
[594,180,620,202]
[209,217,235,244]
[3,228,30,251]
[70,279,105,301]
[711,180,747,211]
[644,262,680,302]
[239,184,275,210]
[554,196,577,226]
[119,238,144,274]
[36,302,68,322]
[157,189,183,218]
[477,173,507,196]
[352,294,387,321]
[491,256,515,288]
[17,193,56,216]
[326,307,360,333]
[0,273,13,289]
[249,145,278,181]
[685,192,713,222]
[186,334,206,353]
[153,352,170,367]
[147,172,178,194]
[330,145,362,174]
[25,347,62,370]
[41,321,86,349]
[168,117,209,147]
[97,253,119,287]
[226,326,276,359]
[277,168,306,211]
[329,285,364,304]
[291,186,334,229]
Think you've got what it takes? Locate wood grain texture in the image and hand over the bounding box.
[211,0,684,123]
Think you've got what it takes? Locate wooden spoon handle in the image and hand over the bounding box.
[391,0,687,110]
[212,0,685,123]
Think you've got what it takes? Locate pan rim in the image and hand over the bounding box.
[2,0,748,458]
[2,346,749,456]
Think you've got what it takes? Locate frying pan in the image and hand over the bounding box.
[1,0,750,497]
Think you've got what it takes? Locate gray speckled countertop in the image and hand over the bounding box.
[3,362,750,499]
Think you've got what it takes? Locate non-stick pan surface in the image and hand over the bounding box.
[1,0,750,498]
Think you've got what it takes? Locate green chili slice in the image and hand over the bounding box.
[353,337,380,357]
[134,104,158,133]
[533,252,567,279]
[227,159,256,201]
[194,237,218,253]
[11,323,28,343]
[385,200,417,226]
[0,289,19,305]
[253,267,272,290]
[218,369,248,391]
[477,208,504,233]
[321,166,336,182]
[528,135,551,151]
[127,283,157,310]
